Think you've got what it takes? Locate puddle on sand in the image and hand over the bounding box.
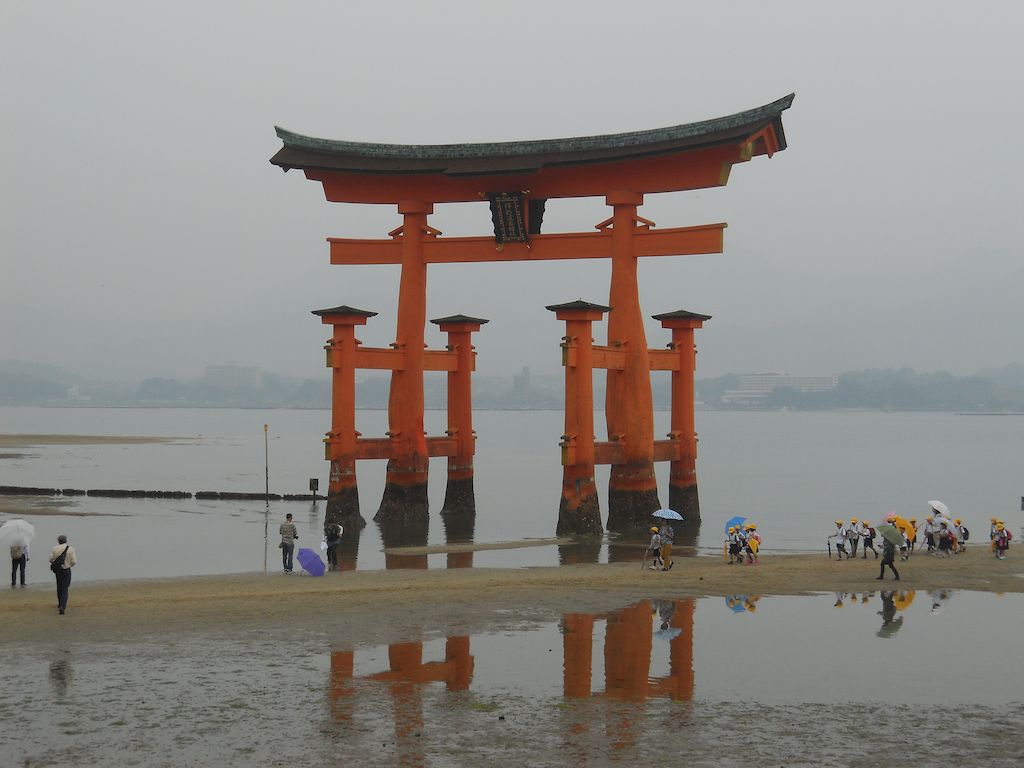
[1,592,1022,768]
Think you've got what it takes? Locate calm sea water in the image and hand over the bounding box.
[1,407,1021,581]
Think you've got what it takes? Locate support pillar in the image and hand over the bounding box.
[547,300,606,536]
[604,192,660,531]
[654,310,710,528]
[432,314,488,517]
[313,305,377,529]
[377,201,433,526]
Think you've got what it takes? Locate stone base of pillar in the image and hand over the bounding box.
[325,487,365,529]
[375,472,429,527]
[556,485,603,536]
[440,476,476,517]
[668,482,701,527]
[606,487,661,532]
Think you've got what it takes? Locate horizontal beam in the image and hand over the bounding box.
[329,223,725,266]
[353,435,459,460]
[647,349,681,371]
[328,347,466,372]
[564,439,681,466]
[561,346,680,371]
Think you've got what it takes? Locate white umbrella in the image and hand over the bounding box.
[928,500,950,517]
[652,509,684,521]
[0,519,36,549]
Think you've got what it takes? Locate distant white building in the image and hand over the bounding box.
[203,365,263,389]
[722,372,838,404]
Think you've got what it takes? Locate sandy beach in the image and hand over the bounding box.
[3,550,1019,646]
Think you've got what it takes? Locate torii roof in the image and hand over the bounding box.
[271,94,793,178]
[545,299,612,313]
[430,314,490,326]
[311,305,378,318]
[651,309,712,322]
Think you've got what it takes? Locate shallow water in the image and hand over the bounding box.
[1,407,1022,581]
[1,591,1021,767]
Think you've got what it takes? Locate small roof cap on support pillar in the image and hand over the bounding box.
[312,304,378,325]
[653,309,711,329]
[546,299,611,322]
[431,314,489,332]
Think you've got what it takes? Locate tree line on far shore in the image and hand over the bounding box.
[3,359,1024,413]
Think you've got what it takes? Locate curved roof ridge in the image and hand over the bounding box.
[274,94,794,161]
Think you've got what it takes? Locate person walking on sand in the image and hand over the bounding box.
[11,542,28,588]
[279,513,298,573]
[847,517,861,558]
[48,535,76,614]
[861,520,878,559]
[828,520,849,560]
[646,527,663,570]
[324,520,343,571]
[658,523,675,571]
[993,521,1011,560]
[876,518,900,581]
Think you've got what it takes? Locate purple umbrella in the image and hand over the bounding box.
[296,547,326,577]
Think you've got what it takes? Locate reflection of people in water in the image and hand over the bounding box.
[49,657,72,696]
[876,591,904,637]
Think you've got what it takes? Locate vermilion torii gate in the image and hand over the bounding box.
[271,94,793,533]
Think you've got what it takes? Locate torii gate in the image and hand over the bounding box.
[271,94,793,533]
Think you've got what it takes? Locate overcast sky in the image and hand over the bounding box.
[3,1,1022,383]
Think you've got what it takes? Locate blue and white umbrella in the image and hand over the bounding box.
[724,515,747,533]
[652,509,684,521]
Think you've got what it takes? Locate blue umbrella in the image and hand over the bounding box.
[652,508,684,521]
[725,515,747,533]
[296,547,326,577]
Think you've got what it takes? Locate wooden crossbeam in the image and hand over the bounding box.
[329,223,725,266]
[561,346,679,371]
[327,347,464,372]
[353,435,458,460]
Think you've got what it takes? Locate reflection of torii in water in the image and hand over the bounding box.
[563,599,695,754]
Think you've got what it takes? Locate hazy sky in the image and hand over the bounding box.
[3,1,1022,383]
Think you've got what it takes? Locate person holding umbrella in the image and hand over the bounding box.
[1,519,36,588]
[876,513,901,581]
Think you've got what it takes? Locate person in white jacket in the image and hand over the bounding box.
[847,517,862,558]
[828,520,849,560]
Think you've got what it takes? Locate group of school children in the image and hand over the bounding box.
[828,512,1013,561]
[827,517,880,559]
[725,523,761,564]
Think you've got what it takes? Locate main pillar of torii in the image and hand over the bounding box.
[271,93,793,531]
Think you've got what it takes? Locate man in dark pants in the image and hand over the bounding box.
[279,513,298,573]
[11,543,28,587]
[324,521,343,571]
[876,533,900,581]
[48,535,77,614]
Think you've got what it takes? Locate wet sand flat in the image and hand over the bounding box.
[2,552,1020,646]
[0,433,186,447]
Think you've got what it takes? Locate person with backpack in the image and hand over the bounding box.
[48,535,77,615]
[828,520,849,560]
[993,521,1011,560]
[861,520,878,559]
